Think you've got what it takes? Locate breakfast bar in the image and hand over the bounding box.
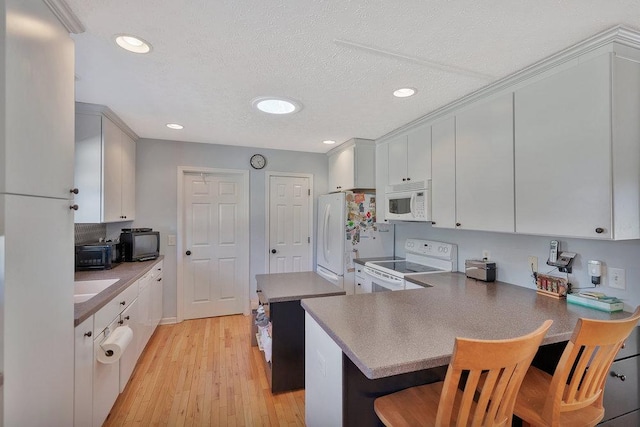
[302,273,632,426]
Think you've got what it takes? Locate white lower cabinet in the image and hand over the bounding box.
[93,318,121,427]
[119,298,139,393]
[74,316,94,427]
[354,264,370,294]
[74,262,164,426]
[305,313,343,427]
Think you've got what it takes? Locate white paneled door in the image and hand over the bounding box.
[183,172,248,319]
[269,175,312,273]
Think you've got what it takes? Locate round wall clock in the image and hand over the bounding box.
[250,154,266,169]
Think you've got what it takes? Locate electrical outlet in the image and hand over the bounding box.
[528,256,538,273]
[608,267,626,290]
[482,250,490,260]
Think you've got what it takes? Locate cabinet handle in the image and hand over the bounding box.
[595,227,604,234]
[407,177,411,181]
[621,341,626,349]
[402,178,406,181]
[124,316,130,320]
[157,278,162,281]
[431,222,436,225]
[357,283,361,286]
[456,222,461,227]
[120,300,126,305]
[69,204,79,210]
[84,331,92,337]
[70,188,79,194]
[610,371,626,381]
[118,319,124,325]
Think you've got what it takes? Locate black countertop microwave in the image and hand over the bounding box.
[120,229,160,262]
[75,242,121,270]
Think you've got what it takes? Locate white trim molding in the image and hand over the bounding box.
[43,0,85,34]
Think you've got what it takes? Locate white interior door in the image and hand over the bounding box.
[269,175,312,273]
[183,172,248,319]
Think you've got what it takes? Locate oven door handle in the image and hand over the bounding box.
[364,267,404,286]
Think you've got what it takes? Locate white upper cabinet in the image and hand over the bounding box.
[431,116,456,228]
[387,124,431,187]
[74,104,137,223]
[455,93,514,232]
[375,143,389,223]
[515,53,640,240]
[3,0,75,199]
[327,138,375,191]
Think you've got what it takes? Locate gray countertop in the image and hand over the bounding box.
[301,272,630,379]
[74,257,163,326]
[256,272,346,303]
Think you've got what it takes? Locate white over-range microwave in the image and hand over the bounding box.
[384,180,431,222]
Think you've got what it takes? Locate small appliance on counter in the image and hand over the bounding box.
[465,259,496,282]
[120,228,160,261]
[75,242,121,270]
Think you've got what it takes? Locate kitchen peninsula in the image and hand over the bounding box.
[256,272,346,393]
[302,273,633,426]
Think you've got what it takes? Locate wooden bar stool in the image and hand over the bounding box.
[513,306,640,427]
[373,320,553,427]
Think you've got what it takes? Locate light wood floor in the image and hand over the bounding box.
[104,315,305,426]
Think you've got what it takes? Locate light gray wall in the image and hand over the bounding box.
[395,222,640,311]
[133,138,328,319]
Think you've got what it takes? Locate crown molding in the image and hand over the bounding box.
[43,0,85,34]
[75,102,140,141]
[377,25,640,144]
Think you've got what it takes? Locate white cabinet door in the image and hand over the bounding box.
[305,313,343,427]
[328,145,355,191]
[406,124,431,185]
[456,93,514,232]
[3,195,74,426]
[3,0,75,199]
[120,133,136,221]
[387,135,408,186]
[375,143,389,223]
[103,116,123,223]
[515,55,611,238]
[431,117,456,228]
[93,318,120,427]
[137,273,152,358]
[119,298,139,393]
[74,316,94,427]
[151,268,163,330]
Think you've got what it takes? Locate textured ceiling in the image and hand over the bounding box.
[67,1,640,153]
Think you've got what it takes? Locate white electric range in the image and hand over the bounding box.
[363,239,457,292]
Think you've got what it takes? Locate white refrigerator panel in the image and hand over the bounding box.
[316,193,345,276]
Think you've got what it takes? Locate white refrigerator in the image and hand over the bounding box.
[316,192,394,293]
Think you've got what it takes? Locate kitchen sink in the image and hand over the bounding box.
[74,278,119,303]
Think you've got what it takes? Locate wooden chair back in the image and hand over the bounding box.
[436,320,553,427]
[539,306,640,425]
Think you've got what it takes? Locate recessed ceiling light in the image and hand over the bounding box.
[115,34,152,54]
[323,140,336,145]
[393,87,417,98]
[252,97,302,115]
[166,123,183,130]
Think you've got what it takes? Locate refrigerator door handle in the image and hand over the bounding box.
[323,204,330,261]
[317,266,339,285]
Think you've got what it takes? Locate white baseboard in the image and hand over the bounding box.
[159,316,178,325]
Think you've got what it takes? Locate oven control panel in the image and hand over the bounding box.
[404,239,456,260]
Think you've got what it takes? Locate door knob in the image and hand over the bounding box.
[186,250,192,256]
[70,188,79,194]
[271,249,277,254]
[69,204,79,210]
[456,222,461,227]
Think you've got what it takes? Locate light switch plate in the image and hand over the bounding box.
[167,234,176,246]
